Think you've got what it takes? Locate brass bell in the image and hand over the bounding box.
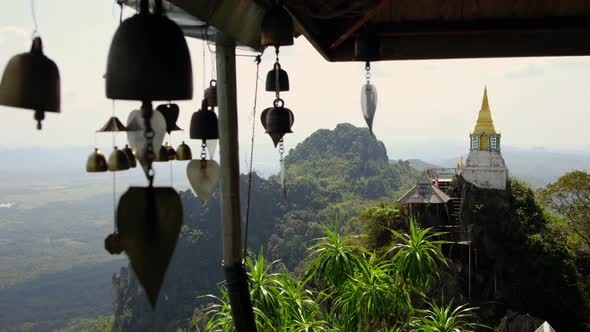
[261,4,294,47]
[265,63,289,92]
[108,146,130,171]
[123,144,137,168]
[105,0,192,101]
[0,37,60,130]
[156,103,182,134]
[86,148,108,172]
[263,99,294,147]
[97,116,127,132]
[176,141,192,161]
[190,99,219,140]
[165,142,177,160]
[154,145,169,162]
[204,80,217,108]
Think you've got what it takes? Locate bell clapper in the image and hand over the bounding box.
[34,110,44,130]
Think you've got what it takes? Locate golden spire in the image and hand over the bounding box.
[473,86,496,134]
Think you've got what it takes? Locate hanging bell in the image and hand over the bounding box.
[97,116,127,132]
[108,146,130,171]
[0,37,60,130]
[190,100,219,140]
[154,145,169,162]
[204,80,217,108]
[165,142,177,160]
[123,144,137,168]
[265,63,289,92]
[261,4,294,47]
[156,103,182,134]
[105,0,192,101]
[86,148,108,172]
[176,141,192,161]
[264,99,294,147]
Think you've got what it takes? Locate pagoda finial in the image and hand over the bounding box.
[481,86,490,110]
[473,86,496,134]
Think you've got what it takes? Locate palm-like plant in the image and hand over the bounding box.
[246,251,283,330]
[386,217,448,291]
[306,223,366,288]
[410,299,487,332]
[332,255,411,331]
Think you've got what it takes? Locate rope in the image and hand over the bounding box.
[243,54,262,259]
[30,0,39,36]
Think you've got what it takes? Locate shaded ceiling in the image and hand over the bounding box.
[126,0,590,61]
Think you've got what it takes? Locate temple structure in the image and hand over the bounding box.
[460,87,508,190]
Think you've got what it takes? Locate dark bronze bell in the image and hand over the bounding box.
[105,0,192,101]
[154,145,169,162]
[0,37,60,130]
[165,142,177,160]
[265,63,289,92]
[264,100,294,147]
[97,116,127,132]
[204,80,217,108]
[108,146,130,171]
[123,144,137,168]
[86,148,108,172]
[261,4,294,47]
[176,141,192,161]
[190,100,219,140]
[156,103,182,134]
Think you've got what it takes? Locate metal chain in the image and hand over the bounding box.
[200,141,207,160]
[141,101,155,187]
[275,46,281,100]
[365,61,371,84]
[279,139,285,161]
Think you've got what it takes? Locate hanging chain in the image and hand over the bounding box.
[200,141,207,160]
[365,61,371,84]
[244,54,262,260]
[30,0,39,37]
[142,101,156,187]
[274,47,281,100]
[279,139,285,162]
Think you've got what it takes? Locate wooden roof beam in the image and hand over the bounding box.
[328,0,390,50]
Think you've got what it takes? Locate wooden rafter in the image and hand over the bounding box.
[328,0,389,50]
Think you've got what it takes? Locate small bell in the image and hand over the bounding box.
[261,4,294,47]
[204,80,217,108]
[154,145,169,162]
[156,103,182,134]
[263,99,294,147]
[265,63,289,92]
[0,37,60,130]
[123,144,137,168]
[176,141,192,161]
[108,146,130,171]
[105,0,192,101]
[97,116,128,132]
[165,142,177,160]
[86,148,108,172]
[190,100,219,140]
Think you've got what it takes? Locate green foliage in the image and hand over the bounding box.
[359,201,404,250]
[196,220,465,332]
[386,217,448,291]
[540,170,590,251]
[53,315,114,332]
[409,299,486,332]
[305,224,366,288]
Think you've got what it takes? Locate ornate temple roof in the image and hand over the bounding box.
[398,172,451,204]
[473,87,497,135]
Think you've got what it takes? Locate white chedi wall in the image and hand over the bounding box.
[461,150,508,190]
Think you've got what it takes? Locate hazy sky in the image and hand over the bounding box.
[1,0,590,162]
